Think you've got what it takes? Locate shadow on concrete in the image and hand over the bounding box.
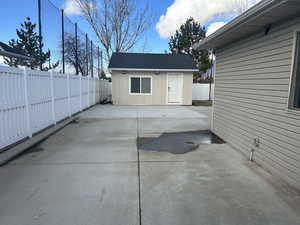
[137,130,225,154]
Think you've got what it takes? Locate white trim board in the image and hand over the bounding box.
[287,30,300,113]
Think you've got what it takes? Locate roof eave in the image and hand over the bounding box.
[193,0,291,50]
[0,50,34,60]
[109,68,198,72]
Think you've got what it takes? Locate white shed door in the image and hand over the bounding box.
[168,74,183,104]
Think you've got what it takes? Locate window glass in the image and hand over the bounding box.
[291,33,300,108]
[131,77,140,93]
[141,78,151,93]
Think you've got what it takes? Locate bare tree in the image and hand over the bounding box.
[232,0,249,15]
[63,32,87,75]
[75,0,152,62]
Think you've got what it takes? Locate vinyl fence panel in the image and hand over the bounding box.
[27,69,53,134]
[0,67,28,150]
[0,66,111,152]
[192,84,214,100]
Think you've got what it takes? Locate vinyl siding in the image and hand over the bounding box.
[111,71,193,105]
[213,16,300,189]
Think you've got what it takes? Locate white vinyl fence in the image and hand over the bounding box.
[0,65,111,151]
[99,80,112,103]
[192,83,214,100]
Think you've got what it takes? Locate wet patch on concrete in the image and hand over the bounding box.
[14,146,46,159]
[70,118,80,124]
[137,130,225,154]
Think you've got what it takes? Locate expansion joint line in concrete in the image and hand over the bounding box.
[136,111,142,225]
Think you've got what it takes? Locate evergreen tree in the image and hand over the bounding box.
[169,17,211,75]
[4,17,58,70]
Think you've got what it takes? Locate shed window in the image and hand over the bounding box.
[289,32,300,109]
[130,76,152,95]
[131,77,141,93]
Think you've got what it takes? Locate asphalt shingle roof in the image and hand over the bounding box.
[108,52,197,70]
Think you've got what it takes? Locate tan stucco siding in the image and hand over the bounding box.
[111,71,193,105]
[212,16,300,190]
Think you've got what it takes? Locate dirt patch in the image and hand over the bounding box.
[137,130,225,154]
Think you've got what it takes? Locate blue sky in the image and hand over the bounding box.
[0,0,260,58]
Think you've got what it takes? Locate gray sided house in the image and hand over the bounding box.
[108,53,197,105]
[194,0,300,189]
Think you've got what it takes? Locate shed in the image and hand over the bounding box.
[108,53,197,105]
[194,0,300,189]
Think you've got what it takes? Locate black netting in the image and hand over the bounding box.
[41,0,63,72]
[78,28,88,76]
[0,0,102,75]
[64,17,76,75]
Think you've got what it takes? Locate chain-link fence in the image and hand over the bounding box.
[0,0,103,77]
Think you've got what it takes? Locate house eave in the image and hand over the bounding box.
[193,0,300,50]
[0,49,33,60]
[109,68,198,73]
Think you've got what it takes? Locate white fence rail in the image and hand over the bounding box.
[0,66,111,151]
[192,83,214,100]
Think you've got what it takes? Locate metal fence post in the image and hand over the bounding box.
[38,0,43,70]
[23,68,32,138]
[61,9,65,74]
[86,33,89,76]
[75,23,79,75]
[50,71,56,125]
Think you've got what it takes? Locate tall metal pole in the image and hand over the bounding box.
[38,0,43,70]
[61,9,65,74]
[90,40,93,78]
[97,46,100,78]
[75,23,79,75]
[86,33,89,76]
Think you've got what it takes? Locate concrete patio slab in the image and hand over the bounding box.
[1,105,300,225]
[140,144,300,225]
[0,163,138,225]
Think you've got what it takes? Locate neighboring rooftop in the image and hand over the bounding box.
[108,53,198,71]
[194,0,300,50]
[0,41,31,59]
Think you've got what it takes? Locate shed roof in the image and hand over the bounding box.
[0,42,32,60]
[194,0,300,50]
[108,53,198,71]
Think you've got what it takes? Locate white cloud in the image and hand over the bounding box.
[64,0,82,16]
[156,0,262,38]
[206,22,227,36]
